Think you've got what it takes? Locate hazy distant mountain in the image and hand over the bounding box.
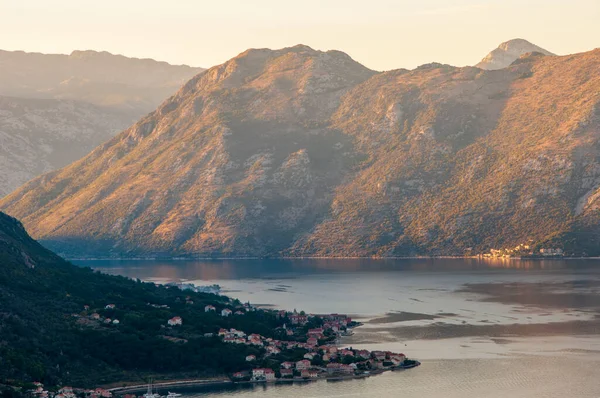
[0,49,204,197]
[2,43,600,258]
[0,49,204,111]
[0,95,135,197]
[476,39,555,70]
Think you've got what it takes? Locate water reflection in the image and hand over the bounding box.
[74,257,599,282]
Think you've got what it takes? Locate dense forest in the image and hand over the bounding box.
[0,212,282,388]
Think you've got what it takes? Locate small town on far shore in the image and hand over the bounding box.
[480,243,565,259]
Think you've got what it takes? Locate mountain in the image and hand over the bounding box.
[2,44,600,257]
[0,211,278,386]
[0,50,204,197]
[0,49,204,112]
[0,96,135,197]
[475,39,555,70]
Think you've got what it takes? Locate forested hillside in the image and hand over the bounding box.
[0,212,279,387]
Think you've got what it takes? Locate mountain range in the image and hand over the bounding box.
[2,40,600,257]
[0,50,203,196]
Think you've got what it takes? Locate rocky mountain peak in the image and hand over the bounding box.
[168,45,376,126]
[476,38,555,70]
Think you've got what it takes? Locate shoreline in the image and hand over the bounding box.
[67,255,594,261]
[107,379,232,394]
[107,363,421,395]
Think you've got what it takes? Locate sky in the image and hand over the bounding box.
[1,0,599,71]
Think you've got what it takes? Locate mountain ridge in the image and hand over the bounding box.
[0,48,205,197]
[2,44,600,257]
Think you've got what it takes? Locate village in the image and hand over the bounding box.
[26,288,418,398]
[482,243,565,259]
[215,309,417,383]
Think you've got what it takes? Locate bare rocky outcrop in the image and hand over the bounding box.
[476,38,555,70]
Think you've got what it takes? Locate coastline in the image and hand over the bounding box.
[66,255,592,261]
[107,379,232,395]
[106,363,422,396]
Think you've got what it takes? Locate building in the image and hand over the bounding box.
[281,361,294,369]
[251,368,265,379]
[308,328,324,338]
[112,319,120,325]
[326,363,341,374]
[280,369,293,378]
[58,387,74,398]
[296,359,311,370]
[204,305,216,312]
[304,352,316,360]
[94,389,112,398]
[289,314,308,325]
[168,316,182,326]
[105,304,115,310]
[390,353,406,365]
[246,355,256,362]
[356,350,370,359]
[264,369,276,381]
[229,328,246,337]
[340,364,354,373]
[221,308,233,317]
[252,368,275,381]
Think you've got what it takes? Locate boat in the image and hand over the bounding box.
[143,380,161,398]
[167,393,181,398]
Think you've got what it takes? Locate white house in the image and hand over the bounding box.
[251,368,265,379]
[204,305,216,312]
[168,316,183,326]
[221,308,233,317]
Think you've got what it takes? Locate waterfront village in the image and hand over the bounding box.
[481,243,564,258]
[26,283,418,398]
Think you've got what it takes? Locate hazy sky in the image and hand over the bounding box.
[1,0,599,71]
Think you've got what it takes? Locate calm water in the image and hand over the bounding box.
[75,258,600,397]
